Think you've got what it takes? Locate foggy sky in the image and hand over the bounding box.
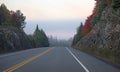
[1,0,95,40]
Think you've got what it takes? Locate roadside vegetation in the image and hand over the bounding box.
[72,0,120,65]
[28,25,49,48]
[75,46,120,64]
[0,4,49,54]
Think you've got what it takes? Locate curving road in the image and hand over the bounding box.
[0,47,120,72]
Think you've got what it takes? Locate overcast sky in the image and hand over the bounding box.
[1,0,95,40]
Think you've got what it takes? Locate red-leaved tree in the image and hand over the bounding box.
[81,15,92,36]
[81,0,100,36]
[106,0,111,5]
[10,11,17,21]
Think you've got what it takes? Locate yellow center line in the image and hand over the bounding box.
[3,48,53,72]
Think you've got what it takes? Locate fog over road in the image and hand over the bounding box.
[0,47,120,72]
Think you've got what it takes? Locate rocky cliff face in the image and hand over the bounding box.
[0,27,32,52]
[77,5,120,52]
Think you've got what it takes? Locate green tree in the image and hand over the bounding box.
[91,0,107,26]
[15,10,26,29]
[39,29,49,47]
[72,23,83,46]
[112,0,120,9]
[33,25,41,47]
[28,35,36,47]
[0,4,11,25]
[0,4,26,28]
[33,25,49,47]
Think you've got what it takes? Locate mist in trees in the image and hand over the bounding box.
[48,36,72,47]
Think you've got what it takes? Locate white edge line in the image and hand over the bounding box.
[66,47,90,72]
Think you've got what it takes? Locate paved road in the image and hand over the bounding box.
[0,47,120,72]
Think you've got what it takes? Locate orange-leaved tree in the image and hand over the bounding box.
[81,0,100,36]
[81,15,92,36]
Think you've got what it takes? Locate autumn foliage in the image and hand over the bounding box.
[106,0,111,5]
[10,11,17,21]
[81,0,100,36]
[81,0,110,36]
[0,4,26,29]
[81,15,92,36]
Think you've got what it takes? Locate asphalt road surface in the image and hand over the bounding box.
[0,47,120,72]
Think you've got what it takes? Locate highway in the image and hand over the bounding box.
[0,47,120,72]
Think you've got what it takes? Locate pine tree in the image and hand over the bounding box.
[112,0,120,9]
[72,23,83,46]
[0,4,11,25]
[15,10,26,29]
[39,29,49,47]
[91,0,107,26]
[33,25,49,47]
[33,25,41,47]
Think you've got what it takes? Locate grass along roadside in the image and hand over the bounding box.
[73,46,120,69]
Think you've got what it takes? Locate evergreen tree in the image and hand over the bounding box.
[15,10,26,29]
[39,29,49,47]
[0,4,11,25]
[112,0,120,9]
[33,25,49,47]
[91,0,107,26]
[34,25,41,47]
[28,35,36,47]
[72,23,83,46]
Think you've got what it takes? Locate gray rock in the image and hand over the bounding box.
[77,6,120,52]
[0,27,32,52]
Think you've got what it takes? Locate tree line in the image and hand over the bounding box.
[49,36,72,47]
